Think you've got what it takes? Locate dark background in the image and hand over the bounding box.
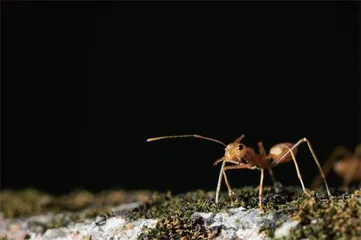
[1,2,360,195]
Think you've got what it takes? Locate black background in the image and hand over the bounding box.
[2,2,360,195]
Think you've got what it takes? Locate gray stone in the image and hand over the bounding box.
[43,229,69,240]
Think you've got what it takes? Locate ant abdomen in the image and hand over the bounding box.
[269,143,297,163]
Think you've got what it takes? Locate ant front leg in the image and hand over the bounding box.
[215,158,226,204]
[223,163,255,205]
[258,169,265,213]
[222,171,235,206]
[214,158,246,204]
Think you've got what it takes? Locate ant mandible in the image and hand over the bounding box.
[147,134,332,212]
[311,144,361,189]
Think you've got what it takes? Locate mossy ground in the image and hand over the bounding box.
[130,187,361,239]
[1,187,360,240]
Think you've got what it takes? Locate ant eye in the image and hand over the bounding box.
[239,145,244,150]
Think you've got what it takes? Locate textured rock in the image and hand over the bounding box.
[274,219,299,238]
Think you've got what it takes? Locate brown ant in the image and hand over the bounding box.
[311,144,361,189]
[147,134,331,212]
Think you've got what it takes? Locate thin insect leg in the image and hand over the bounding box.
[267,167,283,193]
[267,167,277,185]
[288,147,312,197]
[258,142,278,187]
[258,169,265,213]
[311,146,351,190]
[223,164,254,171]
[304,139,331,196]
[342,160,359,188]
[221,163,255,205]
[215,160,226,204]
[222,171,234,205]
[273,138,331,197]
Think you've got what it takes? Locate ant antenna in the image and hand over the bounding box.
[146,134,227,147]
[234,134,246,143]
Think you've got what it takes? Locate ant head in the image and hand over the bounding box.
[224,142,247,162]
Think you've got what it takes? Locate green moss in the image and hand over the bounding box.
[129,186,308,222]
[132,186,305,239]
[277,189,361,240]
[2,187,360,239]
[130,187,360,240]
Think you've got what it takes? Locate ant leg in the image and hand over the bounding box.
[304,139,332,196]
[267,167,283,193]
[223,164,254,171]
[267,167,277,185]
[287,147,312,197]
[222,171,235,205]
[273,138,332,197]
[222,164,255,205]
[215,160,248,204]
[215,159,226,204]
[258,169,265,212]
[311,146,351,190]
[258,142,282,192]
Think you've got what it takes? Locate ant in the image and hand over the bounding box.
[311,144,361,189]
[147,134,331,212]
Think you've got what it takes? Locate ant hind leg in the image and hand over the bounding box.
[287,147,313,197]
[311,146,351,190]
[267,168,283,193]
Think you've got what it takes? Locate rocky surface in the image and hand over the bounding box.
[1,187,360,240]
